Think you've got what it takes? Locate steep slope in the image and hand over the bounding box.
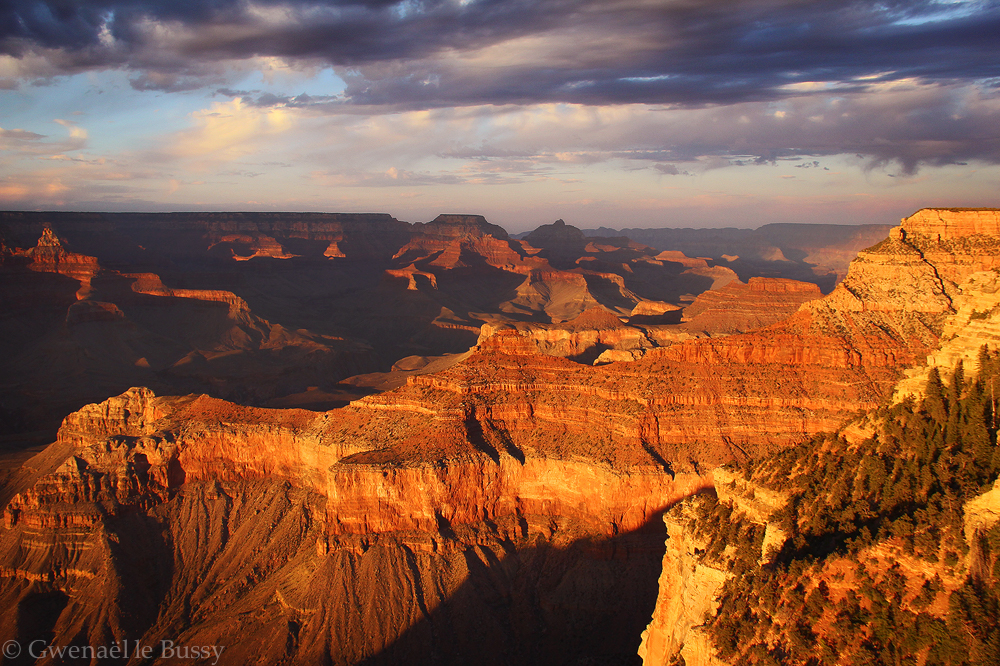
[0,230,378,439]
[3,207,994,666]
[386,216,651,325]
[679,278,822,335]
[639,208,1000,666]
[641,357,1000,666]
[480,307,654,364]
[0,384,711,665]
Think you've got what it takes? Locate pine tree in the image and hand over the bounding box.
[952,360,965,401]
[924,367,948,423]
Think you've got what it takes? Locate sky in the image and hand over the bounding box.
[1,0,1000,232]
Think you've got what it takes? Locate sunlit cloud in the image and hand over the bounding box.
[158,98,294,166]
[0,0,998,226]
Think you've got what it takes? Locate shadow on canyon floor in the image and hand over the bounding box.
[352,514,675,666]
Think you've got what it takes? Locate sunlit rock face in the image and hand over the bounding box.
[637,208,1000,433]
[679,277,822,335]
[638,499,730,666]
[0,386,712,665]
[638,208,1000,666]
[6,208,1000,665]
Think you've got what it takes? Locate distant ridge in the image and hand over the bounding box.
[582,223,892,269]
[579,223,892,257]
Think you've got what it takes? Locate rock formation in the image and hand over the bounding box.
[0,228,379,439]
[0,385,712,664]
[585,222,894,285]
[6,207,999,666]
[637,497,729,666]
[479,307,654,363]
[637,208,1000,666]
[680,278,822,335]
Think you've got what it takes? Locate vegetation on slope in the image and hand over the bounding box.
[692,347,1000,665]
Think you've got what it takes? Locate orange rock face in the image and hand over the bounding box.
[680,277,822,334]
[6,208,1000,665]
[4,380,717,541]
[391,214,526,270]
[0,386,708,664]
[480,307,654,362]
[2,227,101,300]
[900,207,1000,238]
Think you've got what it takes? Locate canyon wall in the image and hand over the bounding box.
[0,229,379,438]
[6,208,1000,665]
[0,385,711,665]
[679,278,821,335]
[638,208,1000,666]
[637,498,729,666]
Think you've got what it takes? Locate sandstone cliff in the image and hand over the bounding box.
[0,386,712,664]
[679,277,821,335]
[637,498,729,666]
[387,207,1000,468]
[637,208,1000,666]
[638,469,789,666]
[479,307,654,364]
[7,208,1000,666]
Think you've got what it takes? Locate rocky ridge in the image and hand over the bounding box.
[1,384,711,664]
[679,277,821,335]
[638,209,1000,666]
[0,229,378,437]
[4,208,998,665]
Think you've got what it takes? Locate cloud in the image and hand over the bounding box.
[275,83,1000,176]
[54,118,87,140]
[3,0,999,214]
[1,0,998,108]
[654,163,683,175]
[0,127,46,141]
[313,166,465,186]
[154,98,294,165]
[0,118,86,155]
[407,85,1000,174]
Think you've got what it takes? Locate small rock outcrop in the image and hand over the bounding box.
[638,498,729,666]
[680,277,822,335]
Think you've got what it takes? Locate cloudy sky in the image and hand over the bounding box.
[2,0,999,231]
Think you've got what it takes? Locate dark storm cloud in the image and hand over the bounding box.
[0,0,572,73]
[4,0,1000,174]
[337,1,1000,109]
[2,0,999,106]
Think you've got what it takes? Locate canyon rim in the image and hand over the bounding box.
[1,208,1000,664]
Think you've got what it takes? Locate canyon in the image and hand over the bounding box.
[1,208,999,665]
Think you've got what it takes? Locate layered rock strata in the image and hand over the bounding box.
[0,386,711,664]
[0,230,379,437]
[5,208,1000,665]
[638,470,789,666]
[637,498,729,666]
[680,278,822,335]
[479,307,653,363]
[638,208,1000,666]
